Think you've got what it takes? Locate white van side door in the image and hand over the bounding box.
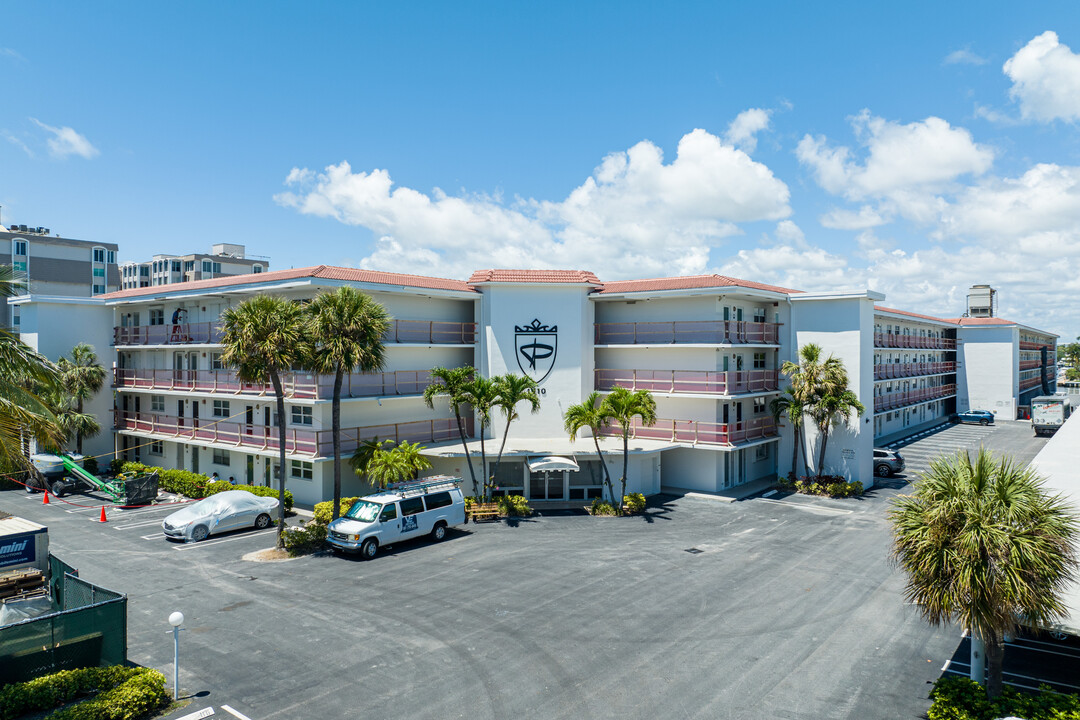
[397,497,427,539]
[378,502,402,543]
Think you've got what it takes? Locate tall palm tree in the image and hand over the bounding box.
[359,441,433,489]
[490,373,540,491]
[564,391,615,503]
[600,387,656,512]
[57,343,107,454]
[769,388,805,481]
[306,287,391,520]
[890,449,1078,699]
[220,295,308,548]
[423,366,478,495]
[808,386,864,477]
[461,375,501,499]
[46,386,101,454]
[783,343,847,477]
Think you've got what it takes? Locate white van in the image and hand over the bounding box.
[326,476,466,559]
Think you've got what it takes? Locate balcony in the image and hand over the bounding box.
[874,383,956,413]
[598,415,777,447]
[113,368,432,400]
[112,319,477,347]
[594,320,780,346]
[1020,340,1052,351]
[874,333,956,350]
[114,411,469,458]
[595,368,779,396]
[1019,359,1056,370]
[1020,375,1047,391]
[874,361,957,381]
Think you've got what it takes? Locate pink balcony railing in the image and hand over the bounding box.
[873,361,958,381]
[1019,359,1054,370]
[113,319,477,347]
[595,368,779,395]
[874,333,957,350]
[113,411,469,458]
[598,415,777,447]
[113,368,433,400]
[594,320,780,345]
[1020,341,1051,351]
[873,384,956,413]
[1020,376,1045,391]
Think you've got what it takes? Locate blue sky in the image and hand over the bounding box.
[3,2,1080,335]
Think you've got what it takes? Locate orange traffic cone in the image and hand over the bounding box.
[42,491,49,505]
[99,506,107,523]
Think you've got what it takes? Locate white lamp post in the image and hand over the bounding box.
[168,611,184,700]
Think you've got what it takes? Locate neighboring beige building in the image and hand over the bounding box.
[119,243,268,290]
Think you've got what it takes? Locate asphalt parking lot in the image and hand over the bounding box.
[1,420,1068,720]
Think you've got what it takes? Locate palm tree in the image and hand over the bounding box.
[600,387,656,512]
[890,449,1078,699]
[769,388,805,481]
[424,366,479,495]
[359,441,433,489]
[490,373,540,492]
[306,287,391,520]
[783,343,848,477]
[47,386,101,454]
[390,440,432,481]
[564,391,615,503]
[349,436,389,490]
[220,295,308,548]
[461,375,501,499]
[57,343,107,455]
[808,386,864,478]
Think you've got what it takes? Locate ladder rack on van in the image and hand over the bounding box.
[387,476,462,498]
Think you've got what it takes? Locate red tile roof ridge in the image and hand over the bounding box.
[596,274,802,295]
[99,265,475,300]
[467,269,602,285]
[873,305,957,324]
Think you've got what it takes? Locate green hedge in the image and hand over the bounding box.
[0,666,166,720]
[928,676,1080,719]
[779,475,865,499]
[120,462,292,510]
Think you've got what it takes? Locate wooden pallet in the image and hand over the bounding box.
[0,568,46,601]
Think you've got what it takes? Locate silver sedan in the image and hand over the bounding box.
[162,490,278,541]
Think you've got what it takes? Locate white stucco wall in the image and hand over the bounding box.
[956,326,1017,420]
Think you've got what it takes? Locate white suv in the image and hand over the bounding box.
[326,476,466,559]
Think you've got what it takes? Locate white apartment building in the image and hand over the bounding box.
[10,265,1056,508]
[120,243,268,290]
[954,317,1058,419]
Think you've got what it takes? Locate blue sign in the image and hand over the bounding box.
[0,533,35,568]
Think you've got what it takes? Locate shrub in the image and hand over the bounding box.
[282,522,328,556]
[790,476,863,499]
[108,457,125,476]
[623,492,647,514]
[82,456,99,476]
[313,497,361,525]
[0,666,165,720]
[927,675,1080,720]
[119,462,292,509]
[590,498,617,516]
[497,494,531,517]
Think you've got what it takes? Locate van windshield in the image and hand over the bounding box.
[344,501,381,523]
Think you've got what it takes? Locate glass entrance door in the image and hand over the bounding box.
[529,470,566,500]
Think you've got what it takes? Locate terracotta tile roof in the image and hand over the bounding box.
[467,269,603,285]
[944,317,1017,326]
[874,306,956,325]
[99,265,476,300]
[595,274,802,296]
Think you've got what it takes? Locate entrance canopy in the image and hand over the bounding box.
[527,456,580,473]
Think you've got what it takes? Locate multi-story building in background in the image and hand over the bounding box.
[10,269,1058,508]
[119,244,268,290]
[0,223,119,329]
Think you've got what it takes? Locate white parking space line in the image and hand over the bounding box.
[173,529,276,551]
[221,704,254,720]
[754,498,853,515]
[140,532,166,540]
[65,505,103,514]
[112,518,171,530]
[114,504,185,517]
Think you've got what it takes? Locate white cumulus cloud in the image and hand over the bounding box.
[29,118,99,159]
[275,128,791,279]
[725,108,771,153]
[1003,31,1080,123]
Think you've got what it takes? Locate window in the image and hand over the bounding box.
[211,353,224,370]
[753,397,767,414]
[212,449,230,465]
[149,440,163,455]
[424,491,453,510]
[93,248,105,263]
[291,406,312,425]
[253,265,263,273]
[107,250,116,264]
[149,309,164,326]
[151,395,165,413]
[755,444,769,461]
[212,262,221,273]
[172,260,181,272]
[290,460,313,480]
[202,260,213,273]
[753,308,767,323]
[184,261,194,272]
[92,284,105,294]
[399,497,424,516]
[753,352,766,369]
[11,309,19,327]
[93,267,105,277]
[379,504,397,522]
[14,240,27,256]
[213,400,230,418]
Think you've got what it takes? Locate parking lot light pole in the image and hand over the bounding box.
[168,611,184,700]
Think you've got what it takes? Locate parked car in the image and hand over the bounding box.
[873,448,905,477]
[327,476,465,559]
[162,490,278,541]
[953,410,995,426]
